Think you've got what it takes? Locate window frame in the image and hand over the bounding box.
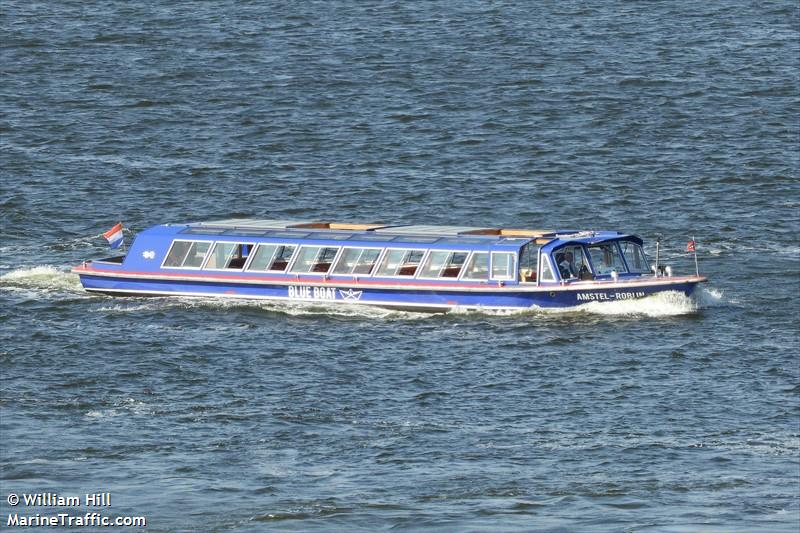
[245,243,279,272]
[518,243,539,284]
[372,247,428,278]
[416,249,470,280]
[287,245,342,275]
[538,251,557,283]
[553,245,590,281]
[489,252,516,281]
[181,241,213,269]
[161,239,212,270]
[330,246,385,276]
[618,240,650,274]
[202,241,257,271]
[586,241,628,276]
[459,251,490,281]
[245,243,298,273]
[268,243,298,273]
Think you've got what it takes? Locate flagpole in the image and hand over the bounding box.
[117,221,125,253]
[693,235,699,276]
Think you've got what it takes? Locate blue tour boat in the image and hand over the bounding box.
[73,219,706,312]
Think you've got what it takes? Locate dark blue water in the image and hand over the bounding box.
[2,1,798,531]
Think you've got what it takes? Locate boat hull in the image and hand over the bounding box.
[76,272,704,312]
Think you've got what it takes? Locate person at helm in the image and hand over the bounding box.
[558,251,577,279]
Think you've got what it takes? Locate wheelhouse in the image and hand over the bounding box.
[545,235,651,282]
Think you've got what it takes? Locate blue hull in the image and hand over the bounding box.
[78,274,701,311]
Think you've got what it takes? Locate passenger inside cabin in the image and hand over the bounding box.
[557,251,576,279]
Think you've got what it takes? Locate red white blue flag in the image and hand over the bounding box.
[103,222,124,249]
[686,240,696,253]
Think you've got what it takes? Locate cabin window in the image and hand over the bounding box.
[247,244,278,271]
[204,242,254,270]
[587,243,627,275]
[352,249,381,274]
[418,251,468,279]
[289,246,340,274]
[519,243,539,282]
[540,254,556,282]
[246,244,297,272]
[418,251,448,278]
[462,252,489,280]
[490,252,515,280]
[182,241,212,268]
[374,249,425,277]
[332,248,381,275]
[163,241,192,267]
[163,240,212,269]
[619,241,650,273]
[270,245,296,271]
[554,245,590,280]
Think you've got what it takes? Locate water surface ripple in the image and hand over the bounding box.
[1,1,798,531]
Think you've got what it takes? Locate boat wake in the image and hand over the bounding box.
[567,287,718,317]
[95,297,431,321]
[0,265,84,293]
[452,287,724,318]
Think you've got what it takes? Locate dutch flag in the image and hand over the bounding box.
[103,222,124,249]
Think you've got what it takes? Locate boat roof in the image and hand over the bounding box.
[157,218,636,249]
[186,218,556,235]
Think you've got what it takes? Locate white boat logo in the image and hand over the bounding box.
[339,288,363,301]
[142,250,156,259]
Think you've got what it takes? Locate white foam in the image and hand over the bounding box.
[567,286,728,317]
[695,286,726,308]
[95,296,432,321]
[453,288,723,318]
[0,265,83,292]
[85,410,115,419]
[574,290,699,317]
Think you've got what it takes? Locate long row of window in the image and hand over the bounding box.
[162,240,516,281]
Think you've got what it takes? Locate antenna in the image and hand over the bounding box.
[654,234,661,277]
